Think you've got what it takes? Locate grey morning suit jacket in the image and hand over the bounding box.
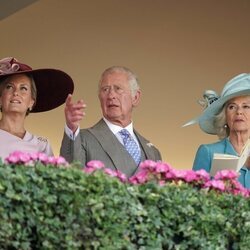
[60,119,162,177]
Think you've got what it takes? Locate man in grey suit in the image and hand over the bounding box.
[60,66,162,177]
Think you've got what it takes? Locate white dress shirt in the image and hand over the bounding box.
[65,117,140,147]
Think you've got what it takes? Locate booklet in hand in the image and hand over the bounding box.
[210,139,250,177]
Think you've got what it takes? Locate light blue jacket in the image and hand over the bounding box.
[192,138,250,189]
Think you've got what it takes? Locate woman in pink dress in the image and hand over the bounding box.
[0,57,74,160]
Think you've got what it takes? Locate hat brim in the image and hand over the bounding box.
[183,89,250,134]
[0,68,74,112]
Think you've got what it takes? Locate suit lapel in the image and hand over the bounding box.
[224,138,238,155]
[88,119,137,175]
[135,130,155,159]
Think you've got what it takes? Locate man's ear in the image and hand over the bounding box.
[132,90,141,107]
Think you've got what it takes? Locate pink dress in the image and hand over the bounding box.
[0,129,53,160]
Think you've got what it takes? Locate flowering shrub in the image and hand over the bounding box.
[5,150,68,166]
[85,159,250,197]
[0,152,250,249]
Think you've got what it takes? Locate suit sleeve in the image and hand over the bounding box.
[60,131,87,166]
[192,144,212,173]
[154,147,162,161]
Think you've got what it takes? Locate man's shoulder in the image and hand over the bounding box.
[80,119,107,133]
[134,129,149,142]
[135,130,160,150]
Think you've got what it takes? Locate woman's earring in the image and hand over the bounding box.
[224,124,228,128]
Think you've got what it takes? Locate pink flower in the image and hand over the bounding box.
[86,160,105,169]
[237,188,250,197]
[224,179,250,197]
[5,154,19,164]
[204,180,225,191]
[5,151,31,165]
[29,152,40,161]
[83,160,105,174]
[37,153,49,164]
[171,169,186,179]
[116,171,127,183]
[182,170,199,183]
[230,179,245,190]
[104,168,118,177]
[129,170,149,184]
[103,168,128,183]
[158,180,166,186]
[139,160,158,171]
[47,156,68,166]
[5,151,69,168]
[194,169,210,182]
[155,162,171,173]
[19,152,31,163]
[128,176,139,185]
[214,170,239,180]
[83,167,95,174]
[164,169,176,180]
[55,156,68,165]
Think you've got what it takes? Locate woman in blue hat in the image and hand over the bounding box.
[184,73,250,189]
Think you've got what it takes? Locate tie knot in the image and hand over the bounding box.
[119,129,130,139]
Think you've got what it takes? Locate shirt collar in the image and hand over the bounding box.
[103,117,134,135]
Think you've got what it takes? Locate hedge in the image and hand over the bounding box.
[0,151,250,249]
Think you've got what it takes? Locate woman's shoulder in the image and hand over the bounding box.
[36,136,49,143]
[25,131,49,144]
[198,138,227,152]
[24,131,53,156]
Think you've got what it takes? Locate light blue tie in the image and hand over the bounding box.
[119,129,141,166]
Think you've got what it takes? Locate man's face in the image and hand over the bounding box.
[98,71,140,127]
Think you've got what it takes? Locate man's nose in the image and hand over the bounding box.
[107,87,116,97]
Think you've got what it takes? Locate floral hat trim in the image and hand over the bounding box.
[0,57,29,75]
[0,57,74,112]
[183,73,250,134]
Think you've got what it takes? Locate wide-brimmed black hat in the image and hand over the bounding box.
[0,57,74,112]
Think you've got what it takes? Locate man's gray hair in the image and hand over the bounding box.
[99,66,140,97]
